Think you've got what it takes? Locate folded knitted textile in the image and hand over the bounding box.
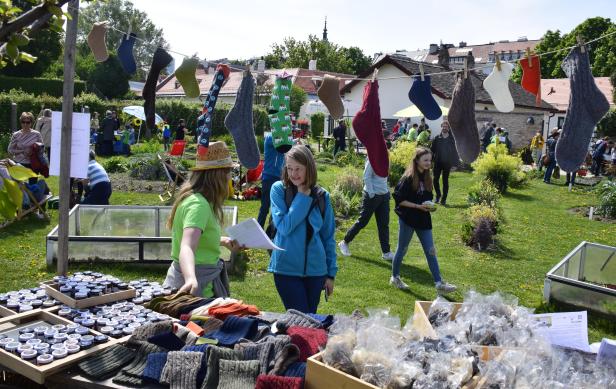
[191,297,240,316]
[112,342,165,386]
[174,322,199,346]
[78,344,136,379]
[160,351,203,389]
[148,331,186,351]
[165,295,207,318]
[276,309,323,332]
[181,345,210,387]
[129,320,174,342]
[269,344,300,376]
[206,315,258,347]
[208,301,260,320]
[146,292,191,311]
[183,343,209,353]
[283,362,306,378]
[202,345,244,389]
[287,326,327,362]
[307,313,334,329]
[177,297,215,316]
[257,335,291,359]
[256,375,303,389]
[235,341,275,374]
[200,317,224,334]
[142,352,168,384]
[217,359,261,389]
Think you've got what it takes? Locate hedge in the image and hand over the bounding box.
[0,76,86,97]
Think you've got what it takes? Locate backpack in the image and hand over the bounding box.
[265,185,326,241]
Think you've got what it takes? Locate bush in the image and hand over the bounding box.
[102,156,129,173]
[128,154,164,180]
[516,146,534,165]
[467,181,500,209]
[329,185,351,217]
[461,204,499,250]
[131,139,162,154]
[597,180,616,218]
[388,141,416,186]
[336,172,364,197]
[472,143,522,193]
[335,151,364,168]
[0,132,10,159]
[310,113,325,140]
[0,76,86,97]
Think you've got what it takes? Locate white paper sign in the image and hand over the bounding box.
[531,311,591,352]
[225,218,284,251]
[50,112,90,179]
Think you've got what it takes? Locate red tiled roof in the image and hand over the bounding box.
[424,40,541,64]
[541,77,614,111]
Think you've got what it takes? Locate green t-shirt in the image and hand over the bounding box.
[171,193,221,265]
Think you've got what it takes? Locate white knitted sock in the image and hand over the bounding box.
[483,62,514,113]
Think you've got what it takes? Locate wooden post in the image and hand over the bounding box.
[57,0,79,276]
[10,102,17,131]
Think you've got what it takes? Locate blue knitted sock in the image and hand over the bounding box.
[408,75,442,120]
[196,64,229,159]
[117,33,137,75]
[142,352,167,383]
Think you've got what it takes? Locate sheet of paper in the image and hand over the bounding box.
[531,311,591,352]
[49,112,90,179]
[225,218,284,251]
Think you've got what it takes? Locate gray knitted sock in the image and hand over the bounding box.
[225,71,260,169]
[217,359,260,389]
[276,309,323,332]
[112,341,165,386]
[448,75,480,164]
[269,343,300,376]
[235,341,274,375]
[78,344,136,379]
[129,320,174,342]
[556,45,610,172]
[160,351,203,389]
[202,345,244,389]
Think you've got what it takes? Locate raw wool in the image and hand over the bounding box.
[448,75,481,163]
[351,80,389,178]
[483,63,515,113]
[175,57,201,98]
[196,64,230,159]
[519,55,542,106]
[408,75,442,120]
[87,22,109,62]
[143,48,173,129]
[556,46,610,173]
[317,75,345,120]
[225,71,260,169]
[117,33,137,74]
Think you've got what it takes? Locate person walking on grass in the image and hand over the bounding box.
[530,130,545,171]
[332,120,347,156]
[543,128,560,184]
[390,146,456,294]
[338,159,395,261]
[430,120,459,206]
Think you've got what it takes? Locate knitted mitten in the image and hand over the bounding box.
[160,351,203,389]
[217,360,261,389]
[351,80,389,177]
[408,75,442,120]
[112,342,165,386]
[196,64,230,159]
[142,352,168,383]
[117,33,137,74]
[269,343,300,375]
[235,341,275,374]
[78,344,136,379]
[129,320,174,342]
[143,48,173,129]
[317,75,344,120]
[256,375,303,389]
[556,46,610,173]
[276,309,323,332]
[202,345,244,389]
[483,62,515,113]
[225,71,260,169]
[287,326,327,362]
[87,22,109,62]
[520,55,542,106]
[448,75,480,164]
[175,57,201,98]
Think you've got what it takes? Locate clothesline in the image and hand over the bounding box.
[70,5,616,81]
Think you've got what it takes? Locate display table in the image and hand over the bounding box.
[46,369,165,389]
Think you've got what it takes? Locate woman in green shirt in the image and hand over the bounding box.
[163,141,242,297]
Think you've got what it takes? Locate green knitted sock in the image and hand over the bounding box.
[78,344,136,379]
[175,57,200,98]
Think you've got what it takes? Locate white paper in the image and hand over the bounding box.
[531,311,591,352]
[225,218,284,251]
[49,112,90,179]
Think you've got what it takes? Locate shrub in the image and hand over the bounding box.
[472,143,522,193]
[336,172,363,197]
[310,112,325,139]
[597,180,616,218]
[461,204,499,250]
[317,151,334,160]
[131,139,162,154]
[0,132,10,159]
[509,170,530,189]
[329,185,351,217]
[128,154,164,181]
[335,151,364,168]
[102,156,129,173]
[388,141,416,186]
[0,76,86,97]
[467,181,500,209]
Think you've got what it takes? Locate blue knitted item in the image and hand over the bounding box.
[307,313,334,329]
[283,362,306,378]
[117,33,137,74]
[182,344,209,353]
[408,75,442,120]
[147,331,185,351]
[206,316,258,347]
[142,352,167,383]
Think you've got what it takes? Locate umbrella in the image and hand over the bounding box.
[393,104,449,118]
[122,106,164,124]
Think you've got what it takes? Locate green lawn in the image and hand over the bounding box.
[0,163,614,342]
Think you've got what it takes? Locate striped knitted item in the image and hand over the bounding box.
[202,345,244,389]
[448,75,480,164]
[78,344,136,379]
[217,359,260,389]
[142,352,168,383]
[129,320,174,342]
[235,341,275,374]
[160,351,203,389]
[276,309,323,332]
[112,342,165,386]
[256,375,303,389]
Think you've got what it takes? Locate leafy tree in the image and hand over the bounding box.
[290,84,306,116]
[88,53,129,99]
[341,46,372,75]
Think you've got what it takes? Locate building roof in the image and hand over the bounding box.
[422,40,541,65]
[541,77,614,112]
[341,54,555,111]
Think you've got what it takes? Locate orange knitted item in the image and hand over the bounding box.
[186,321,205,337]
[208,302,260,320]
[519,55,542,106]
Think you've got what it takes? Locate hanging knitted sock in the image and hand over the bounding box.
[269,112,293,153]
[483,62,515,113]
[117,33,137,74]
[317,75,344,120]
[556,45,610,173]
[225,71,260,169]
[408,74,442,120]
[448,74,480,164]
[196,64,230,159]
[351,80,389,177]
[268,76,292,114]
[143,48,173,129]
[175,57,200,98]
[87,22,110,62]
[519,55,542,106]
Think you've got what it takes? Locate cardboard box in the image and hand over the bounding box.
[0,309,122,384]
[42,281,136,309]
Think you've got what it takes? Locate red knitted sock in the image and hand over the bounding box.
[351,81,389,177]
[287,326,327,362]
[520,55,542,106]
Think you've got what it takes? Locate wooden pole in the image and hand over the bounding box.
[57,0,79,276]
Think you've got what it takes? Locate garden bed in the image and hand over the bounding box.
[108,172,167,193]
[568,207,616,223]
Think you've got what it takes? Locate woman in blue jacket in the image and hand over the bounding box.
[268,145,337,313]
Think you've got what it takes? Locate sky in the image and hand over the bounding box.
[122,0,615,66]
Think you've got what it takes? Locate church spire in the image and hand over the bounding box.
[322,16,328,42]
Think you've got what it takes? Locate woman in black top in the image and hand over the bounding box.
[430,120,459,205]
[390,146,456,294]
[175,119,187,141]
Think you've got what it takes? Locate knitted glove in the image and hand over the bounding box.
[112,342,165,386]
[235,341,275,374]
[160,351,203,389]
[78,344,136,379]
[276,309,323,332]
[202,345,244,389]
[142,352,168,384]
[129,320,174,342]
[217,359,260,389]
[256,375,303,389]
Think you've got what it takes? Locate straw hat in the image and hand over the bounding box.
[191,141,234,171]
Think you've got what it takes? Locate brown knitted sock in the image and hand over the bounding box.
[87,22,109,62]
[317,75,345,120]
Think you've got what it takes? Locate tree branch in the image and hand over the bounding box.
[0,0,70,43]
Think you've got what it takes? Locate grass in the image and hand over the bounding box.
[0,162,615,342]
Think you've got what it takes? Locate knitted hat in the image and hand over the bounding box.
[317,75,345,120]
[206,316,259,347]
[235,341,275,375]
[192,141,234,171]
[283,362,306,378]
[142,352,168,384]
[276,309,323,332]
[129,320,174,342]
[269,344,300,376]
[202,345,244,389]
[217,359,260,389]
[148,331,186,351]
[287,326,327,362]
[256,375,303,389]
[160,351,203,389]
[112,342,165,386]
[78,344,136,379]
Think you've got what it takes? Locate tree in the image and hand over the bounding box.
[341,46,372,75]
[87,53,129,99]
[77,0,168,80]
[290,84,306,116]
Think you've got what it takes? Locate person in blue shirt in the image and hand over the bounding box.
[81,150,112,205]
[257,133,286,227]
[162,124,172,151]
[268,145,337,313]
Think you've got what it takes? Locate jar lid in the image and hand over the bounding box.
[81,335,94,343]
[21,349,37,360]
[51,343,66,351]
[94,335,108,343]
[26,339,42,345]
[52,348,67,359]
[37,354,54,364]
[66,344,80,354]
[19,333,35,342]
[5,342,20,351]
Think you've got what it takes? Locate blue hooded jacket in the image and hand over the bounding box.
[262,134,285,181]
[267,181,338,278]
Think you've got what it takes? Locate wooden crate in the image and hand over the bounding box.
[0,304,60,318]
[42,282,136,309]
[0,309,123,384]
